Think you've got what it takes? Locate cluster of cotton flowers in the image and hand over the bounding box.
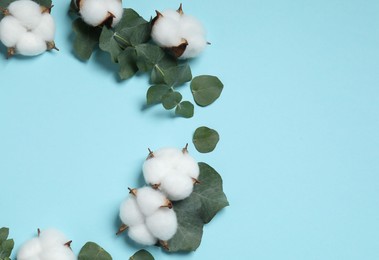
[118,145,199,248]
[17,228,76,260]
[75,0,123,27]
[0,0,57,57]
[118,186,177,248]
[151,4,208,59]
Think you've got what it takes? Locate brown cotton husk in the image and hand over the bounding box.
[166,39,188,58]
[100,11,115,27]
[47,41,59,51]
[116,224,128,235]
[6,47,15,59]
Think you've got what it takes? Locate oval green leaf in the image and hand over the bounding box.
[190,75,223,107]
[129,249,154,260]
[162,91,182,110]
[78,242,112,260]
[146,84,170,105]
[175,101,194,118]
[193,126,220,153]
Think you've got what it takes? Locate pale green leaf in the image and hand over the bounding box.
[191,75,224,106]
[153,64,192,87]
[175,101,194,118]
[78,242,112,260]
[0,228,8,243]
[135,44,165,72]
[146,84,171,105]
[117,22,151,47]
[193,126,220,153]
[0,239,14,258]
[72,18,101,60]
[162,91,182,110]
[129,249,154,260]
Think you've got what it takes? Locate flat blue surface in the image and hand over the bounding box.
[1,0,379,259]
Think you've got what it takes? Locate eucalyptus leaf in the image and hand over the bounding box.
[146,84,171,105]
[193,126,220,153]
[32,0,52,7]
[191,75,224,107]
[115,8,148,31]
[149,55,180,85]
[0,239,14,259]
[162,91,182,110]
[156,64,192,87]
[78,242,112,260]
[175,101,194,118]
[169,197,204,252]
[129,249,154,260]
[117,22,151,47]
[135,43,165,72]
[72,18,101,60]
[0,228,8,243]
[99,27,123,63]
[118,47,138,80]
[194,162,229,223]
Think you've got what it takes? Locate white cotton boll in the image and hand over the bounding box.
[107,0,124,27]
[151,17,182,47]
[8,0,42,30]
[136,186,167,216]
[161,9,181,22]
[160,173,193,201]
[180,153,200,179]
[17,237,42,260]
[146,208,178,241]
[40,246,76,260]
[79,0,109,27]
[180,35,207,59]
[16,32,47,56]
[143,147,182,185]
[32,13,55,41]
[119,196,145,227]
[128,224,157,246]
[39,228,68,249]
[0,15,27,47]
[180,15,206,37]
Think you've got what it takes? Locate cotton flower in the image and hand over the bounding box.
[128,224,157,246]
[17,228,75,260]
[151,4,208,59]
[135,186,172,216]
[77,0,123,27]
[119,196,145,227]
[0,0,57,57]
[145,208,178,241]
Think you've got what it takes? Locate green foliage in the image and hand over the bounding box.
[32,0,52,7]
[168,163,229,251]
[72,18,101,60]
[193,126,220,153]
[129,249,154,260]
[0,228,14,260]
[191,75,224,106]
[175,101,194,118]
[146,84,171,105]
[118,48,138,80]
[162,91,182,110]
[78,242,112,260]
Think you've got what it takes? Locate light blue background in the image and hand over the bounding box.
[1,0,379,259]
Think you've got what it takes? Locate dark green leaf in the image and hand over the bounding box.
[129,249,154,260]
[115,9,148,32]
[0,228,8,243]
[153,64,192,87]
[175,101,194,118]
[162,91,182,110]
[72,18,101,60]
[99,26,123,63]
[146,84,171,105]
[193,126,220,153]
[191,75,224,107]
[117,22,151,47]
[78,242,112,260]
[135,44,165,72]
[169,197,204,252]
[118,47,138,80]
[194,162,229,223]
[0,239,14,258]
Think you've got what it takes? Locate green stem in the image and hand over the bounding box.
[113,33,131,48]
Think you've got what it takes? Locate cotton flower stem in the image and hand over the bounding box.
[159,240,169,251]
[47,42,59,51]
[41,5,54,14]
[0,7,9,16]
[147,148,154,159]
[151,183,160,189]
[116,224,128,235]
[161,199,173,209]
[192,177,201,184]
[37,228,41,237]
[64,240,72,248]
[155,10,163,18]
[182,143,189,154]
[128,187,138,196]
[177,3,184,15]
[6,48,15,59]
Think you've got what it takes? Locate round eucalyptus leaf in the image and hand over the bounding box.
[190,75,223,107]
[129,249,154,260]
[193,126,220,153]
[175,101,194,118]
[78,242,112,260]
[162,91,182,110]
